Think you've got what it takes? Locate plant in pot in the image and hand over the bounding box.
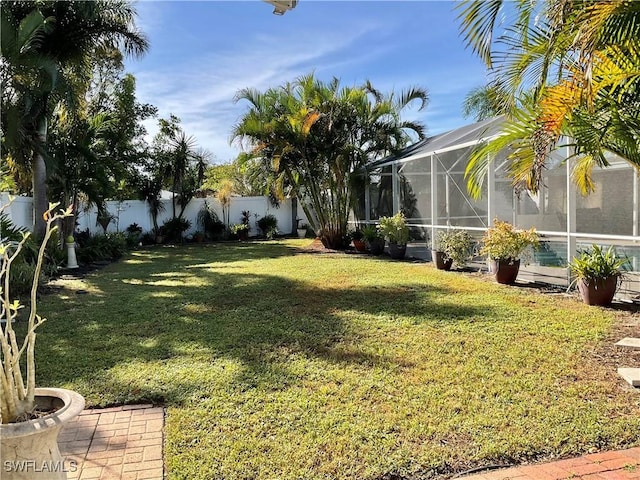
[433,230,474,271]
[362,225,385,256]
[480,220,539,285]
[379,212,410,260]
[569,245,628,306]
[231,223,250,241]
[1,203,85,480]
[297,223,308,239]
[350,228,366,252]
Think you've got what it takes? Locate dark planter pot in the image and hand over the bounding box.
[490,258,520,285]
[432,250,453,271]
[388,242,406,260]
[352,239,367,252]
[577,276,618,306]
[365,238,385,256]
[238,231,249,241]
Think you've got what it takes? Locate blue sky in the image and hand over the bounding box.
[125,0,489,163]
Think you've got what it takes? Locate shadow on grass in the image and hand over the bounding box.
[33,242,495,406]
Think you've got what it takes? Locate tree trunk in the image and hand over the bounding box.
[32,118,48,239]
[291,196,298,235]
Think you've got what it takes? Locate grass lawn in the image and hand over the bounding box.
[33,240,640,479]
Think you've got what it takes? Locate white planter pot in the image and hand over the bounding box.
[1,388,85,480]
[297,228,307,239]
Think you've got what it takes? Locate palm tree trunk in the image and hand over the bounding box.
[32,116,48,238]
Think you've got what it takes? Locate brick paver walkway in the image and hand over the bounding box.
[58,404,164,480]
[460,447,640,479]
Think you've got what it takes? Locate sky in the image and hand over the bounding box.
[124,0,490,164]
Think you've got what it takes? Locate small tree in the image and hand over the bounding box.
[1,202,72,424]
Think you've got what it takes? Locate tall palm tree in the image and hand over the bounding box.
[232,74,428,249]
[1,1,148,236]
[457,0,640,196]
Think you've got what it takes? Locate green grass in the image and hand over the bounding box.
[33,240,640,479]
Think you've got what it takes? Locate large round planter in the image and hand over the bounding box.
[297,228,307,239]
[577,276,618,306]
[1,388,85,480]
[490,258,521,285]
[388,242,407,260]
[432,250,453,271]
[366,238,386,256]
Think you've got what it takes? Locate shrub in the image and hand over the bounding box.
[162,217,191,243]
[76,233,128,263]
[435,230,474,267]
[379,212,410,245]
[197,202,225,240]
[569,245,629,283]
[481,220,538,262]
[257,214,278,239]
[361,225,383,242]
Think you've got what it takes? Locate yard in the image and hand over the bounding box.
[34,240,640,479]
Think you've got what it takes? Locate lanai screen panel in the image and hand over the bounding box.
[575,157,634,236]
[435,147,488,228]
[513,150,568,233]
[369,166,393,220]
[398,155,431,224]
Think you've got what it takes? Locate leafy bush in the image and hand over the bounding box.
[257,214,278,239]
[7,260,43,297]
[361,225,383,242]
[140,232,156,246]
[162,217,191,243]
[435,230,474,267]
[126,223,143,234]
[569,244,629,283]
[378,212,410,245]
[197,202,225,240]
[481,220,538,262]
[76,233,128,263]
[350,228,364,241]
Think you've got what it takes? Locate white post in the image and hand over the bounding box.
[566,143,577,282]
[487,155,496,226]
[392,163,399,214]
[430,153,438,247]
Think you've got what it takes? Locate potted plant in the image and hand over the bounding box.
[362,225,385,256]
[569,245,628,306]
[1,203,85,480]
[350,228,366,252]
[480,220,539,284]
[379,212,410,260]
[231,223,249,241]
[433,230,474,271]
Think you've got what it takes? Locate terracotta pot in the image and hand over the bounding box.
[577,276,618,306]
[432,250,453,270]
[388,242,406,260]
[490,258,520,285]
[1,388,85,480]
[366,238,385,256]
[352,239,367,252]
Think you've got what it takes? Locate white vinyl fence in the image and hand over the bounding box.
[0,193,306,238]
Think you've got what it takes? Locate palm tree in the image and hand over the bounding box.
[232,74,428,249]
[1,1,148,237]
[457,0,640,196]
